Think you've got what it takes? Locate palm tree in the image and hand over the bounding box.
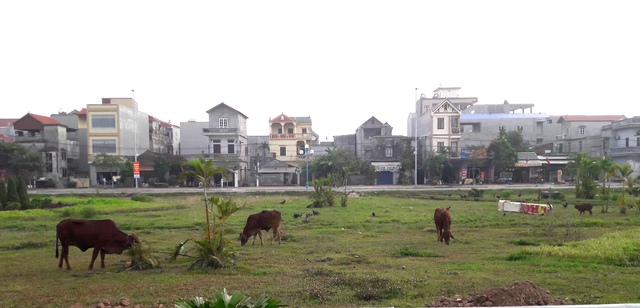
[180,158,230,242]
[609,163,638,212]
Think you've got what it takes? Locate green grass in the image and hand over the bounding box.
[1,190,640,307]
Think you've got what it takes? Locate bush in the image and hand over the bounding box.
[468,188,484,198]
[501,190,513,199]
[131,194,153,202]
[0,180,6,209]
[309,176,335,207]
[175,288,287,308]
[5,201,21,210]
[30,197,53,209]
[80,206,98,218]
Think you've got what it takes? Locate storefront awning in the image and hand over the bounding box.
[371,162,401,172]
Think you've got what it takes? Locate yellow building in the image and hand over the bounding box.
[268,113,315,163]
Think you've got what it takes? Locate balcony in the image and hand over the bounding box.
[202,127,240,135]
[270,133,311,140]
[451,127,460,134]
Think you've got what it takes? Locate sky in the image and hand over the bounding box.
[1,1,639,141]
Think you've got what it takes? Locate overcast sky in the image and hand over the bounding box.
[1,1,638,141]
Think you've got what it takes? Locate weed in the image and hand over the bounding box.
[392,247,440,258]
[131,194,153,202]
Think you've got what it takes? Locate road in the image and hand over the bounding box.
[29,183,584,195]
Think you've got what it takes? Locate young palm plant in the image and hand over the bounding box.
[180,158,230,242]
[174,288,287,308]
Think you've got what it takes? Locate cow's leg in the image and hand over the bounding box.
[100,250,106,268]
[273,227,282,244]
[258,230,264,246]
[59,244,71,270]
[89,248,100,270]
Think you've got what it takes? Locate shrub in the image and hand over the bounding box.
[5,201,21,211]
[30,197,53,209]
[501,190,513,199]
[126,240,160,270]
[333,274,402,301]
[80,206,98,218]
[175,288,287,308]
[309,176,336,207]
[16,180,30,209]
[6,177,19,204]
[468,188,484,198]
[131,194,153,202]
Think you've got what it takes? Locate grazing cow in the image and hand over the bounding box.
[434,207,455,245]
[575,203,593,216]
[239,210,282,246]
[56,219,138,270]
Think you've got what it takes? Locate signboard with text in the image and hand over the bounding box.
[133,161,140,179]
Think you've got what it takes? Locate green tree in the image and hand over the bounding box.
[311,148,373,185]
[16,179,30,209]
[0,180,6,209]
[487,127,518,177]
[504,130,529,152]
[6,177,19,204]
[609,163,638,212]
[423,150,450,183]
[566,153,600,199]
[0,143,44,181]
[154,156,172,182]
[180,158,230,242]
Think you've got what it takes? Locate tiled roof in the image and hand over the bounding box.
[27,113,63,125]
[557,115,626,123]
[0,119,18,126]
[206,102,248,119]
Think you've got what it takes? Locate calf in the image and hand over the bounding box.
[434,207,455,245]
[56,219,138,270]
[239,210,282,246]
[574,203,593,216]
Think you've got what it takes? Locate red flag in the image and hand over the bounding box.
[525,157,529,163]
[546,157,551,164]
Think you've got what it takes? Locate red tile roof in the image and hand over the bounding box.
[0,119,18,126]
[27,113,63,125]
[558,115,626,123]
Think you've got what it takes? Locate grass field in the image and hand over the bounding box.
[1,189,640,307]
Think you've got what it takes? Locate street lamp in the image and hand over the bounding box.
[414,87,418,186]
[304,143,309,190]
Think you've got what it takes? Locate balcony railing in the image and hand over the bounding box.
[451,127,460,134]
[270,133,311,140]
[202,127,240,134]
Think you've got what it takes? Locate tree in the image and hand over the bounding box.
[311,148,373,185]
[504,130,530,152]
[609,163,638,212]
[6,177,19,204]
[180,158,230,242]
[16,179,30,209]
[154,156,172,182]
[487,127,518,177]
[0,143,44,181]
[0,180,6,209]
[566,153,600,199]
[423,150,450,184]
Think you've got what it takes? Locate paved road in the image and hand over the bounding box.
[29,183,583,195]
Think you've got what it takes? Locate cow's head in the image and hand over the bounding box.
[442,231,455,245]
[126,234,140,248]
[239,233,248,246]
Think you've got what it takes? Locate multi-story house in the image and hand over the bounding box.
[86,98,150,186]
[51,109,89,177]
[268,113,316,162]
[603,116,640,172]
[200,103,249,186]
[413,86,477,183]
[179,120,209,156]
[556,115,626,157]
[12,113,79,188]
[460,113,553,149]
[148,116,174,154]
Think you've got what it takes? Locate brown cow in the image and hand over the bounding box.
[239,210,282,246]
[434,207,455,245]
[574,203,593,216]
[56,219,139,270]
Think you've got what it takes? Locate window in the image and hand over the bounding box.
[579,126,586,135]
[62,167,68,177]
[280,147,286,156]
[385,148,393,157]
[227,139,235,154]
[91,114,116,129]
[536,138,543,144]
[517,125,524,133]
[287,128,293,134]
[437,118,444,129]
[547,119,553,124]
[45,153,53,172]
[567,142,572,153]
[92,139,117,154]
[212,140,221,154]
[277,128,282,134]
[219,118,228,128]
[437,142,445,152]
[302,128,307,134]
[61,150,67,161]
[537,122,543,134]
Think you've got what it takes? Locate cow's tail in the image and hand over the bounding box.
[55,233,59,258]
